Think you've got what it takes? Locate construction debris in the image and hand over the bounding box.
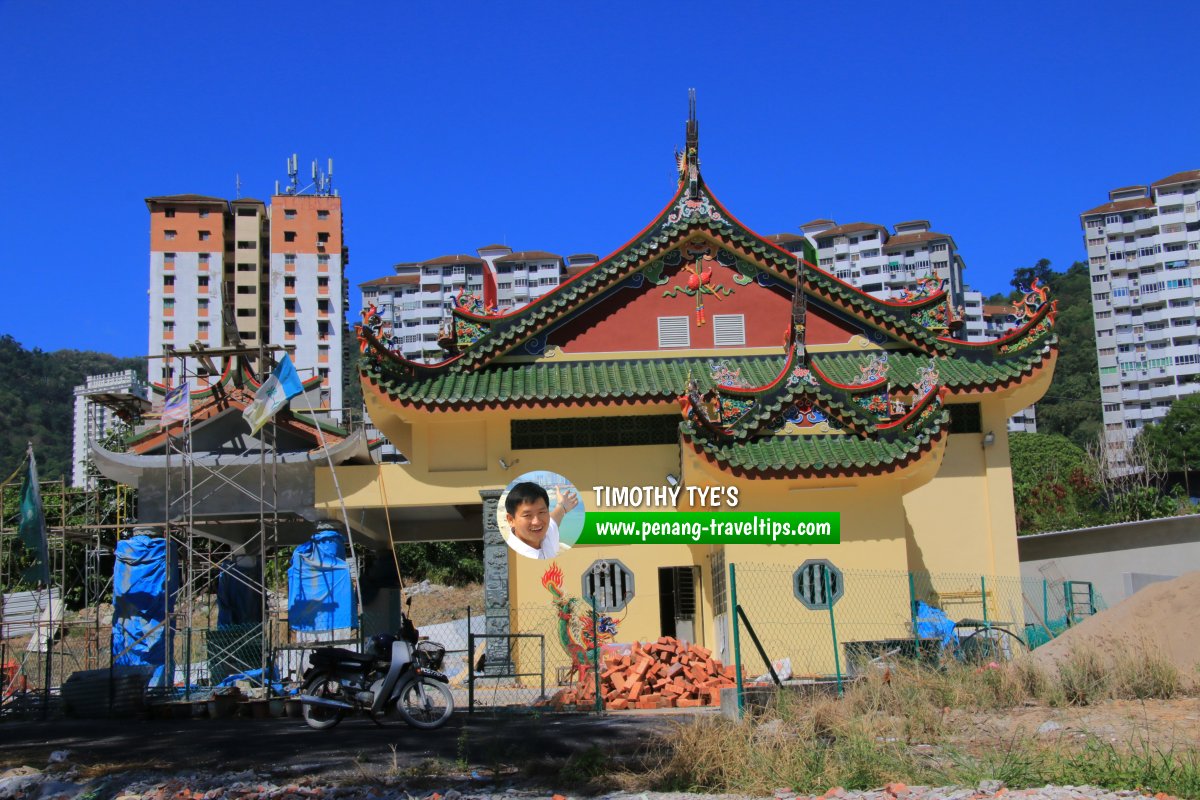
[536,636,740,710]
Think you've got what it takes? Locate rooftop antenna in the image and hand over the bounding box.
[286,153,299,194]
[235,173,242,200]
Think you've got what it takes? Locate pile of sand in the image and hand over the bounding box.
[1031,570,1200,673]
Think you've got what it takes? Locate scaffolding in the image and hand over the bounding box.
[0,472,134,715]
[157,344,284,700]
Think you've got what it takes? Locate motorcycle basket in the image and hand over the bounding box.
[415,640,446,671]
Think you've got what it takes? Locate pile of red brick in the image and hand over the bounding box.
[542,637,740,710]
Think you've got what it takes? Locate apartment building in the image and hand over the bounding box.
[1080,169,1200,470]
[781,219,1038,431]
[145,177,346,413]
[361,246,584,363]
[794,219,984,333]
[71,370,150,488]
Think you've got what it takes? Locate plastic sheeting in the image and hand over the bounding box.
[111,534,179,687]
[217,556,263,628]
[913,601,959,650]
[287,530,356,632]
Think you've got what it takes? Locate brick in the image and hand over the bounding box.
[610,672,626,692]
[627,680,644,700]
[690,645,712,658]
[676,697,703,708]
[607,699,628,710]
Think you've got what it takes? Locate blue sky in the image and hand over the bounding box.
[3,1,1198,357]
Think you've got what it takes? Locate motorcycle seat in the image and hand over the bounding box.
[311,648,374,664]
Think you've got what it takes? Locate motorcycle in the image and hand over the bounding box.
[296,598,454,730]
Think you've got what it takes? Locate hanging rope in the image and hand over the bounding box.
[377,461,405,596]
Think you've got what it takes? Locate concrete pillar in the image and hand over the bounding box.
[480,488,514,675]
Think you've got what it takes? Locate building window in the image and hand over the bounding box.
[947,403,982,434]
[236,308,255,318]
[657,316,690,348]
[317,299,330,312]
[237,262,256,272]
[236,285,255,294]
[164,208,176,218]
[163,275,175,287]
[284,276,296,289]
[198,321,210,335]
[284,320,296,334]
[284,298,297,312]
[511,415,679,450]
[317,210,329,219]
[318,254,330,265]
[712,314,746,347]
[317,232,330,243]
[285,254,296,265]
[237,240,255,249]
[318,276,329,289]
[582,560,634,613]
[163,298,174,312]
[284,231,297,243]
[164,230,177,240]
[198,276,209,288]
[284,209,297,219]
[199,232,211,243]
[163,321,174,333]
[237,207,256,217]
[163,252,176,264]
[198,298,209,311]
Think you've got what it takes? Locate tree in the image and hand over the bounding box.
[1014,261,1103,450]
[1085,434,1182,522]
[1009,433,1104,534]
[1138,392,1200,471]
[1010,258,1054,293]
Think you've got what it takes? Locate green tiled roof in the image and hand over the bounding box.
[812,340,1055,389]
[682,408,948,474]
[364,355,785,405]
[365,339,1054,408]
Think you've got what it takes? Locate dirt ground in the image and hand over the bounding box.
[946,697,1200,752]
[2,699,1198,781]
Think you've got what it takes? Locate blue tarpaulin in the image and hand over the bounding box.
[217,556,263,628]
[288,530,356,631]
[111,534,179,687]
[914,601,959,650]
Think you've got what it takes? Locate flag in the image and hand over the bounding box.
[18,446,51,586]
[161,382,191,429]
[244,354,305,434]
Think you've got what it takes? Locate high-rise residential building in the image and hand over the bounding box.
[361,245,586,363]
[145,166,346,413]
[1080,169,1200,470]
[793,219,983,332]
[71,370,150,487]
[782,219,1036,430]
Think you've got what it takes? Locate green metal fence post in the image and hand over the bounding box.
[908,572,919,658]
[1042,579,1049,632]
[981,575,989,629]
[591,603,602,715]
[729,563,744,719]
[824,567,842,697]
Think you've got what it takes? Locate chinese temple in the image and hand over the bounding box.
[343,97,1058,670]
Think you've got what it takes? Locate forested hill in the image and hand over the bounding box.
[0,334,144,482]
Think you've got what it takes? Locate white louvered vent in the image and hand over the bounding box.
[712,314,746,347]
[657,316,691,348]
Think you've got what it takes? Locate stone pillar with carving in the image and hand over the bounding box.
[480,488,514,675]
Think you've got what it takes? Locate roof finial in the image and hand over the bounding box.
[684,88,700,198]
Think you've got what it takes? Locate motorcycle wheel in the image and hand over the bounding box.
[395,677,454,730]
[301,672,346,731]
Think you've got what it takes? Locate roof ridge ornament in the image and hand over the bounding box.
[675,88,701,199]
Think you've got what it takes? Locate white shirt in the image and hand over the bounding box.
[508,518,560,560]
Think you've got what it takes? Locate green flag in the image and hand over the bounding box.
[18,446,51,586]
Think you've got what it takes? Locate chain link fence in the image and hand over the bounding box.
[728,562,1108,702]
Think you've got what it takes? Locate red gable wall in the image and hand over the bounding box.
[547,255,862,353]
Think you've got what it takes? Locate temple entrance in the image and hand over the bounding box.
[658,566,699,642]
